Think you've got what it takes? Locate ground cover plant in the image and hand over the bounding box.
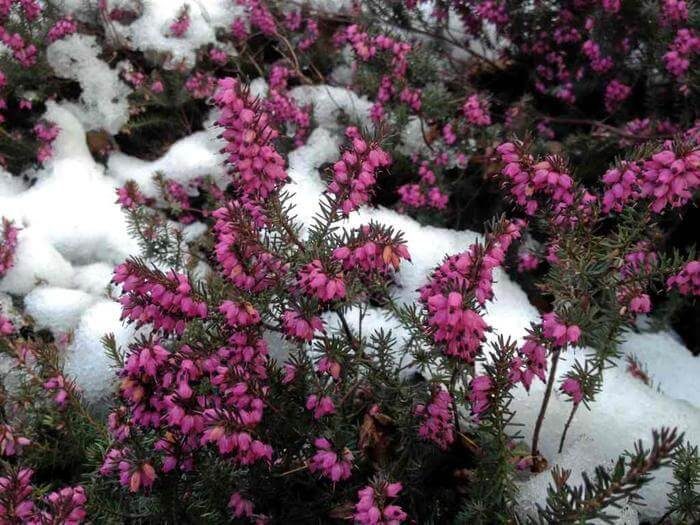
[0,0,699,523]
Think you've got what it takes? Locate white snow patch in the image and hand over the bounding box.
[72,263,115,296]
[64,300,137,404]
[24,286,97,333]
[0,230,75,295]
[109,0,245,69]
[289,85,374,131]
[47,34,131,134]
[108,127,226,197]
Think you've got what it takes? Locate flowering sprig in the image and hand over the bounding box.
[0,217,19,277]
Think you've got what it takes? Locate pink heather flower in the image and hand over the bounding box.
[282,362,297,384]
[282,309,324,342]
[119,461,156,492]
[201,408,273,464]
[601,0,621,13]
[428,186,449,209]
[305,394,336,419]
[0,26,38,67]
[212,204,287,292]
[513,340,548,390]
[309,437,353,482]
[0,217,19,277]
[664,29,700,80]
[43,375,69,408]
[44,485,87,525]
[332,225,410,274]
[581,40,613,73]
[0,424,30,457]
[229,492,254,518]
[397,183,425,208]
[462,94,491,126]
[243,0,276,36]
[667,260,700,296]
[116,182,146,209]
[354,482,408,525]
[317,356,341,380]
[328,131,392,215]
[604,79,631,113]
[419,221,523,361]
[399,87,422,111]
[113,261,208,334]
[150,80,164,93]
[284,11,302,31]
[33,120,59,164]
[517,251,540,273]
[213,78,289,201]
[494,142,575,216]
[601,161,642,213]
[263,67,311,146]
[209,46,228,65]
[185,71,216,99]
[107,407,131,441]
[0,311,14,335]
[628,293,652,314]
[297,260,346,302]
[469,375,492,421]
[537,120,555,140]
[640,146,700,213]
[19,0,41,20]
[0,468,37,522]
[47,16,77,42]
[661,0,688,24]
[542,312,581,347]
[442,123,457,145]
[424,291,488,362]
[169,6,190,37]
[560,377,583,404]
[415,389,455,450]
[99,448,124,476]
[474,0,508,25]
[219,300,260,328]
[122,68,145,88]
[335,24,376,61]
[231,18,249,40]
[299,18,319,51]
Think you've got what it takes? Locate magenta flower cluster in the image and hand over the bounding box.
[113,261,208,335]
[354,481,407,525]
[0,469,86,525]
[419,220,524,361]
[0,217,19,278]
[328,128,392,215]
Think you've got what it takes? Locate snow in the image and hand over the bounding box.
[72,263,116,296]
[46,35,131,134]
[108,0,245,69]
[108,123,226,198]
[0,104,136,338]
[24,287,97,333]
[63,300,139,405]
[289,84,374,131]
[0,230,75,295]
[0,103,138,266]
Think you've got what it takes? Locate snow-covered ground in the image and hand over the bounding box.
[0,4,698,522]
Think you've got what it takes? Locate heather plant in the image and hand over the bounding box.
[0,0,699,523]
[80,76,696,521]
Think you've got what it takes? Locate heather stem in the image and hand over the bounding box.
[558,402,578,454]
[531,347,561,461]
